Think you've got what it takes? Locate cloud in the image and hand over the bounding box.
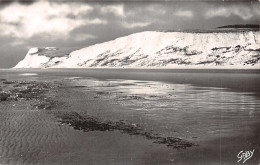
[10,40,25,46]
[146,5,166,15]
[122,22,151,29]
[126,4,166,19]
[0,1,107,39]
[100,4,125,17]
[74,34,97,42]
[175,10,193,18]
[205,6,257,20]
[99,4,155,29]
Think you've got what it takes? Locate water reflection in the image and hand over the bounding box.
[71,78,260,141]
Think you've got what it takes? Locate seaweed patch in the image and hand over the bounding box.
[0,80,59,110]
[57,111,196,149]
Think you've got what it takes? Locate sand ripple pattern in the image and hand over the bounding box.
[0,101,77,165]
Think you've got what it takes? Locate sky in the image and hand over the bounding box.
[0,0,259,68]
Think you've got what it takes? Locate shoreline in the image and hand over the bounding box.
[9,67,260,73]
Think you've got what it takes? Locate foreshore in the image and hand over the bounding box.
[0,78,195,165]
[0,70,259,165]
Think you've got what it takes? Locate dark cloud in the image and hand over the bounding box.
[0,0,36,4]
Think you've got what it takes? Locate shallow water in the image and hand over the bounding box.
[69,77,260,141]
[1,68,260,164]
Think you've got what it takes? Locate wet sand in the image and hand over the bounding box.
[0,69,259,165]
[56,78,260,165]
[0,78,191,165]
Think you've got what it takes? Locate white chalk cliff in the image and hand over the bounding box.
[14,31,260,69]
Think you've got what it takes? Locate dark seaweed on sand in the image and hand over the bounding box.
[0,80,58,110]
[0,92,10,101]
[57,112,196,149]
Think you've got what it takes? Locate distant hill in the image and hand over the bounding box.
[218,24,260,29]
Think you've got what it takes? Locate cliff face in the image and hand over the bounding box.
[14,31,260,69]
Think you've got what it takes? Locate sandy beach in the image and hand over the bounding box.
[0,69,259,165]
[0,75,192,165]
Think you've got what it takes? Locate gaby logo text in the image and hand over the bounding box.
[237,149,254,163]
